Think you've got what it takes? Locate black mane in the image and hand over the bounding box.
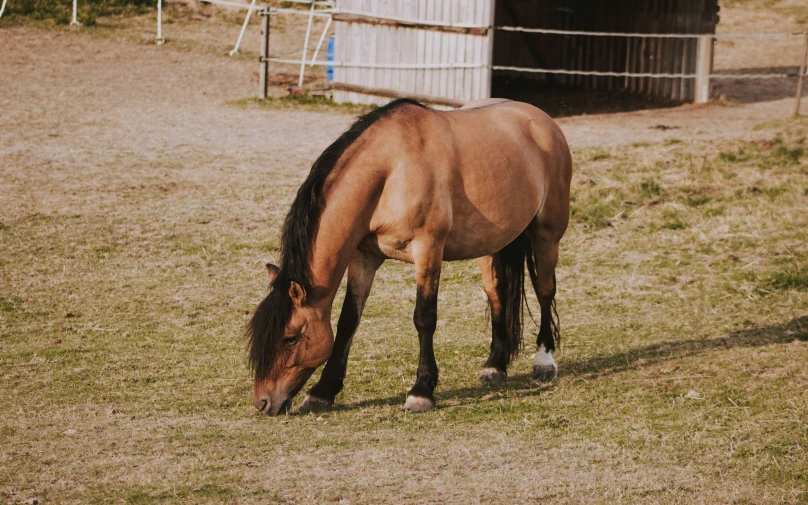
[248,98,427,377]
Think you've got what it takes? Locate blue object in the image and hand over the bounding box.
[326,35,335,83]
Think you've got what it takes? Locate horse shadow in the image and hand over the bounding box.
[333,315,808,412]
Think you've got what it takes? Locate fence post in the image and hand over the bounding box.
[155,0,165,45]
[794,32,808,117]
[259,9,270,100]
[70,0,80,25]
[695,35,713,104]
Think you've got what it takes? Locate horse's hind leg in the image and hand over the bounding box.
[525,223,562,382]
[476,254,510,385]
[299,251,383,414]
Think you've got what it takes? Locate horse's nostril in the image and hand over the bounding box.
[254,397,269,412]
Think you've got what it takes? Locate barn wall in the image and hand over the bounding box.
[331,0,495,107]
[493,0,719,101]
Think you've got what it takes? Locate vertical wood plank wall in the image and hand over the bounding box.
[331,0,718,106]
[492,0,719,102]
[331,0,494,107]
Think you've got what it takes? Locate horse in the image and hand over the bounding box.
[248,97,572,416]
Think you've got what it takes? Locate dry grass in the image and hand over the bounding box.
[2,106,808,503]
[2,5,808,504]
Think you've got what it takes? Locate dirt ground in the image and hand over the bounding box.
[1,6,808,504]
[1,15,804,221]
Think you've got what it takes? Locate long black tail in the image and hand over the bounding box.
[499,233,561,358]
[498,233,531,359]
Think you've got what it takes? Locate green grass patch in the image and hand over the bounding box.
[661,219,685,230]
[228,94,372,115]
[639,178,663,199]
[1,0,153,25]
[766,263,808,291]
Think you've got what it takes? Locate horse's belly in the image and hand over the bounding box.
[442,209,536,261]
[441,169,544,260]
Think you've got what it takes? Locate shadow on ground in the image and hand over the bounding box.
[329,316,808,412]
[493,76,682,118]
[491,67,801,117]
[712,67,802,103]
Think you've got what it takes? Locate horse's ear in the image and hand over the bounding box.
[266,263,280,285]
[288,281,306,307]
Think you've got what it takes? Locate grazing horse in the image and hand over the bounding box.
[248,98,572,416]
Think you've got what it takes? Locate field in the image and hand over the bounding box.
[2,2,808,504]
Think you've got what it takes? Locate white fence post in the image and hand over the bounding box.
[297,1,316,87]
[70,0,80,25]
[695,35,713,104]
[156,0,165,44]
[229,0,257,56]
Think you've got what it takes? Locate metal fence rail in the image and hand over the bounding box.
[496,26,806,40]
[490,67,807,80]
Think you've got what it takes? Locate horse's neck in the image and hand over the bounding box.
[306,168,378,310]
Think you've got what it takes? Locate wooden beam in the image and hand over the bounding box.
[329,82,465,108]
[331,13,488,36]
[259,10,270,100]
[795,32,808,116]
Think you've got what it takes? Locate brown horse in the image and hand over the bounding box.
[248,98,572,416]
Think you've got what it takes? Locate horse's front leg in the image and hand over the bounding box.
[403,240,444,413]
[299,251,383,414]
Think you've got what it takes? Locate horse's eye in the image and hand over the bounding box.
[282,335,299,346]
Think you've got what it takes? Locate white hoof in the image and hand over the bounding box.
[532,344,558,382]
[479,367,507,385]
[402,395,434,413]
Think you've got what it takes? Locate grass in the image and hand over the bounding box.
[0,0,153,26]
[767,263,808,291]
[228,94,373,115]
[2,113,807,503]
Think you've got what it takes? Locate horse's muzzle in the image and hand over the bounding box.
[255,396,292,416]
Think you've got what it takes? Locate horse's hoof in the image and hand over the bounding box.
[532,364,558,382]
[532,344,558,382]
[479,367,507,385]
[298,394,333,414]
[402,395,435,413]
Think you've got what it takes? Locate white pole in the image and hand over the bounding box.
[310,14,331,66]
[0,0,9,18]
[156,0,165,44]
[298,1,316,87]
[229,0,257,56]
[70,0,80,25]
[695,35,713,103]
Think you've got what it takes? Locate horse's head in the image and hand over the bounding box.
[248,264,334,416]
